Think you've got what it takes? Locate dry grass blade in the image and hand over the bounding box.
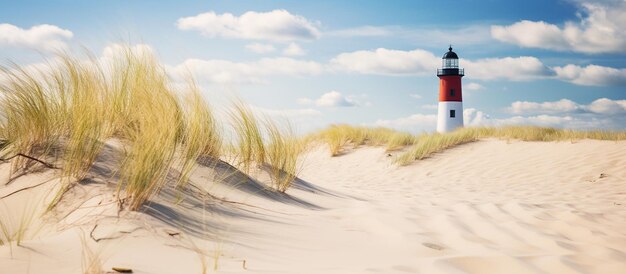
[116,50,182,210]
[0,62,63,171]
[394,126,626,165]
[80,232,104,274]
[265,118,301,192]
[176,81,221,189]
[311,124,417,156]
[229,100,265,174]
[309,125,625,166]
[0,195,45,256]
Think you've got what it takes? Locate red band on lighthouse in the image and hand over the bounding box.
[438,76,463,102]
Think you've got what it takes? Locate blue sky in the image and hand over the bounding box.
[1,0,625,133]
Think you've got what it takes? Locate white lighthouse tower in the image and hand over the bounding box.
[436,46,464,133]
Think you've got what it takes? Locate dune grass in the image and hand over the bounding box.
[0,61,64,172]
[386,132,418,151]
[309,124,626,166]
[1,44,307,212]
[310,124,417,155]
[176,81,222,189]
[0,47,177,210]
[0,198,43,256]
[227,101,305,192]
[265,119,301,192]
[80,232,103,274]
[229,101,266,174]
[114,50,183,210]
[393,128,483,165]
[55,55,109,210]
[393,126,626,165]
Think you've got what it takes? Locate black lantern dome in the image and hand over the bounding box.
[437,45,464,76]
[442,46,459,59]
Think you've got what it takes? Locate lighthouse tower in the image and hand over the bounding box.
[436,46,464,133]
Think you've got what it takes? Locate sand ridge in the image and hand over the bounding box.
[0,139,625,273]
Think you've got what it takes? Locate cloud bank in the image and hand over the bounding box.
[553,64,626,86]
[171,57,323,84]
[298,91,364,107]
[491,1,626,53]
[0,23,73,51]
[331,48,439,76]
[176,10,320,42]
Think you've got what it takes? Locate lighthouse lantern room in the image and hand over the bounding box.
[436,46,464,133]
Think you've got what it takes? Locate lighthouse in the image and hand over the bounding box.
[436,46,464,133]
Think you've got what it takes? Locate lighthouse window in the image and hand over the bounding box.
[450,89,455,96]
[450,110,456,118]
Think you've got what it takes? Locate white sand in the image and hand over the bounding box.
[1,139,625,273]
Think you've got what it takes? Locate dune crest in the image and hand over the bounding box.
[1,139,626,273]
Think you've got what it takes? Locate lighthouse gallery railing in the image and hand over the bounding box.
[437,68,464,76]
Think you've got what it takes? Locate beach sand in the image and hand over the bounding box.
[1,139,625,273]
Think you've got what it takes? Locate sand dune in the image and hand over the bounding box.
[1,139,625,273]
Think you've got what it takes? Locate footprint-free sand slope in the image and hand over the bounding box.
[1,139,625,273]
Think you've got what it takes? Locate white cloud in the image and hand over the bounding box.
[326,25,395,37]
[464,108,490,127]
[0,23,73,51]
[421,104,438,110]
[326,25,492,46]
[465,82,483,91]
[491,21,567,50]
[508,98,626,116]
[463,56,552,81]
[1,43,151,87]
[298,91,361,107]
[171,57,323,84]
[101,43,154,60]
[509,99,581,114]
[463,95,626,130]
[331,48,439,76]
[245,43,276,54]
[586,98,626,115]
[315,91,354,107]
[498,115,576,127]
[377,98,625,132]
[465,110,625,130]
[553,64,626,86]
[176,10,320,42]
[252,105,322,117]
[491,1,626,53]
[330,48,554,81]
[374,113,437,132]
[245,105,323,134]
[282,42,306,56]
[409,94,422,99]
